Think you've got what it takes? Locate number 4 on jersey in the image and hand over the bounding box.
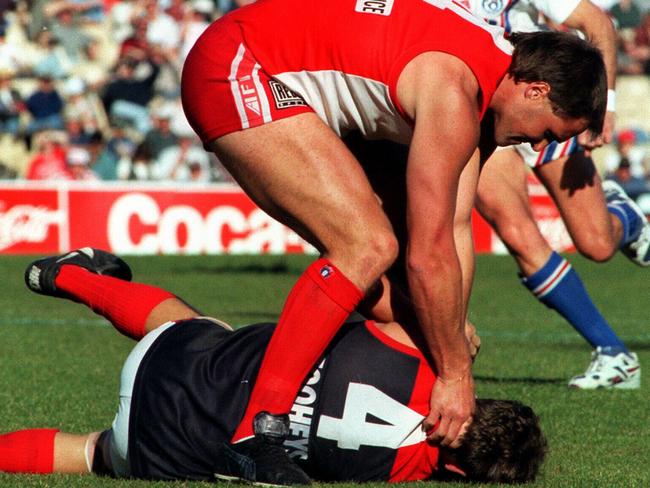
[316,383,426,450]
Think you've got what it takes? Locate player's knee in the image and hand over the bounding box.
[573,232,616,262]
[372,230,400,270]
[356,230,399,279]
[495,218,535,254]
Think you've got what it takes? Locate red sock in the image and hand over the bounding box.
[55,266,175,339]
[0,429,59,473]
[232,258,363,442]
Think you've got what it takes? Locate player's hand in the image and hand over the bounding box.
[577,129,603,155]
[601,111,615,145]
[425,370,475,448]
[464,320,481,362]
[577,112,615,155]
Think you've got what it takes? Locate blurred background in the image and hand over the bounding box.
[0,0,649,255]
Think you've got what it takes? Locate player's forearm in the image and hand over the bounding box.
[587,18,617,91]
[454,149,480,322]
[454,218,475,323]
[407,253,472,377]
[567,2,617,90]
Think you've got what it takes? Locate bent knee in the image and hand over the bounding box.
[359,230,399,274]
[334,229,399,287]
[573,233,617,262]
[495,217,546,256]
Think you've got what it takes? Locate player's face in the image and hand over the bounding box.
[493,82,589,151]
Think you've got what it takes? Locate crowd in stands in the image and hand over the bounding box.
[0,0,242,182]
[0,0,648,188]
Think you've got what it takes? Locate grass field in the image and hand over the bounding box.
[0,253,648,488]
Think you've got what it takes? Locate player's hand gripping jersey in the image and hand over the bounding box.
[126,319,438,482]
[182,0,512,145]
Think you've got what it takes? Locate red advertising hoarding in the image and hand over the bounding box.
[0,180,572,255]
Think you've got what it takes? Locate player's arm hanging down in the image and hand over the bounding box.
[397,51,482,447]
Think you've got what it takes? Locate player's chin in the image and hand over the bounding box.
[493,132,513,147]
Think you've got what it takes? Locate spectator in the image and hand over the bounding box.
[617,27,646,74]
[68,0,105,24]
[94,122,136,180]
[141,103,179,159]
[117,142,153,180]
[0,20,20,71]
[27,30,73,80]
[153,132,211,182]
[0,161,17,179]
[25,131,71,180]
[25,76,65,138]
[180,0,214,61]
[65,116,92,145]
[71,39,110,90]
[66,145,99,180]
[0,68,23,136]
[607,159,650,200]
[46,4,92,62]
[119,16,149,60]
[62,76,106,134]
[84,130,108,174]
[609,0,643,30]
[634,11,650,73]
[166,0,187,22]
[110,0,145,44]
[102,57,159,134]
[605,129,649,179]
[143,0,181,54]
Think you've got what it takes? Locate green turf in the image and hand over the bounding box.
[0,254,648,487]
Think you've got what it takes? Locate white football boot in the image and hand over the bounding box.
[568,347,641,389]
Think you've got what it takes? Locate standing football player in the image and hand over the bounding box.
[459,0,642,389]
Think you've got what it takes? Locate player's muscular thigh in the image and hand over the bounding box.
[209,114,397,284]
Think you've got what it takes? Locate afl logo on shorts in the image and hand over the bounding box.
[269,80,306,109]
[482,0,505,15]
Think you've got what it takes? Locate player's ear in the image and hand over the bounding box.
[524,81,550,101]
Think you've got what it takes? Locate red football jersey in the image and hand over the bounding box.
[189,0,512,143]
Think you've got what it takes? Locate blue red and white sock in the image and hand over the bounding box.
[607,198,643,247]
[521,251,628,356]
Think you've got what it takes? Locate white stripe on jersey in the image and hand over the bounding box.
[251,63,273,124]
[275,70,413,143]
[229,43,250,129]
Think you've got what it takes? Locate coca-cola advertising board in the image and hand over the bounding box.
[0,182,316,255]
[0,181,572,255]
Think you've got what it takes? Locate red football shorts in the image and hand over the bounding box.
[181,15,314,145]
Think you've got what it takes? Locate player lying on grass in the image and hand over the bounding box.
[3,248,547,484]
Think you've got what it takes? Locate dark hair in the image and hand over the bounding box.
[454,399,547,483]
[509,31,606,134]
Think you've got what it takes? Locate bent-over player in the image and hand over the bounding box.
[180,1,605,481]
